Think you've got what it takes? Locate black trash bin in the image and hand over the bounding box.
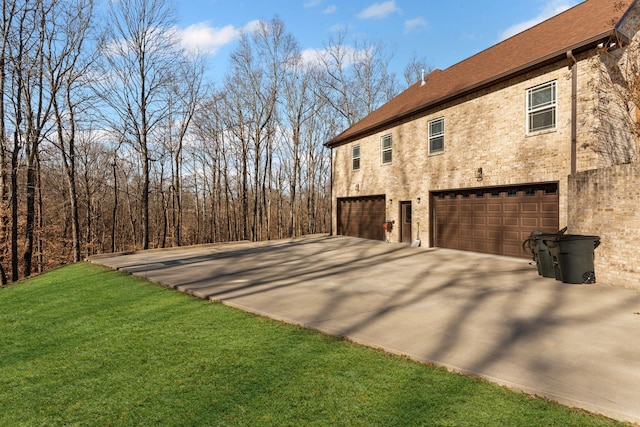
[543,235,601,284]
[522,227,567,278]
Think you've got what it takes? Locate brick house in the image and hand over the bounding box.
[326,0,639,267]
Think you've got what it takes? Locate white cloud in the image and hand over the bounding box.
[300,48,325,67]
[323,5,337,14]
[178,22,239,54]
[242,19,263,34]
[176,20,263,54]
[357,1,401,19]
[404,17,427,34]
[304,0,322,7]
[499,0,581,40]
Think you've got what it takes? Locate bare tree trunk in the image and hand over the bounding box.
[0,0,15,285]
[21,0,52,278]
[111,159,117,253]
[23,145,36,276]
[159,163,167,248]
[53,92,81,262]
[10,129,18,281]
[35,149,43,272]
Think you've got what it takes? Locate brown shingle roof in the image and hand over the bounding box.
[326,0,636,147]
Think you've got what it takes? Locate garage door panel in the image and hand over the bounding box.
[473,242,487,252]
[504,231,520,240]
[541,218,559,228]
[504,203,519,213]
[459,228,473,238]
[488,230,502,239]
[522,203,540,212]
[488,241,502,252]
[503,217,519,226]
[473,229,487,239]
[503,244,523,257]
[522,217,540,228]
[459,240,474,251]
[433,184,559,258]
[487,217,502,226]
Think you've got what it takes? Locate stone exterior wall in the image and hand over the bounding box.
[569,164,640,290]
[331,52,608,244]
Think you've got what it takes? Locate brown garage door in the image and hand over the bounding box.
[432,184,559,257]
[337,195,386,241]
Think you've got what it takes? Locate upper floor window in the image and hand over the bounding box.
[527,81,556,133]
[429,118,445,154]
[352,145,360,170]
[381,134,392,164]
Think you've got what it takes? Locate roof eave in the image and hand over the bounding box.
[325,31,617,148]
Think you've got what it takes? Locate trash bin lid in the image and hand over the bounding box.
[553,234,600,241]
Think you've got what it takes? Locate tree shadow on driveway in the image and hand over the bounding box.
[89,235,640,424]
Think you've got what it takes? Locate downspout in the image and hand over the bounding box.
[567,50,578,175]
[329,146,334,236]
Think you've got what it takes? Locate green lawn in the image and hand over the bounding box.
[0,263,629,426]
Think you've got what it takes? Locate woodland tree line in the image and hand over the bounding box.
[0,0,429,284]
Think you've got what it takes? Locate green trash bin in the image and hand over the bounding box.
[522,228,567,278]
[543,235,600,284]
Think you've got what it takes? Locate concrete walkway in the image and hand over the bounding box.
[89,235,640,425]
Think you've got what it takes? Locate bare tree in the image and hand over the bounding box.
[96,0,181,250]
[0,7,405,279]
[163,58,206,247]
[47,0,94,262]
[228,18,298,240]
[0,0,18,284]
[7,0,59,278]
[281,60,318,237]
[403,52,432,88]
[314,29,399,130]
[589,31,640,165]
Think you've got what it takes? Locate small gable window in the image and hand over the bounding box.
[527,81,557,133]
[352,145,360,170]
[381,134,392,164]
[429,118,445,154]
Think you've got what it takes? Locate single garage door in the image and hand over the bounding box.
[432,184,559,257]
[337,195,386,241]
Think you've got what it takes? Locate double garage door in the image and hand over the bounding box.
[337,195,386,241]
[432,184,559,257]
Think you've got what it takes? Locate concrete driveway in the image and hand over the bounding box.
[89,235,640,425]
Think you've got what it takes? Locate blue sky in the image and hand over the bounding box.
[174,0,582,83]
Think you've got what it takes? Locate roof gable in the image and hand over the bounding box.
[327,0,636,147]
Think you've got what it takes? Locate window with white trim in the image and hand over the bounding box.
[429,118,445,154]
[381,134,392,164]
[352,144,360,170]
[527,81,557,133]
